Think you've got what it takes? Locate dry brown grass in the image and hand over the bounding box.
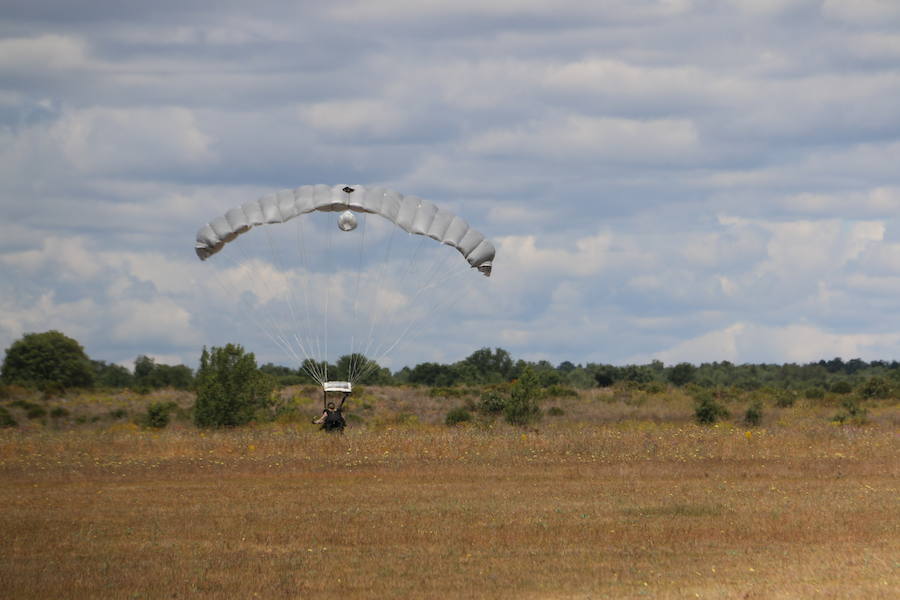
[1,410,898,599]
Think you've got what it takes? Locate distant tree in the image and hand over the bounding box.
[92,360,134,388]
[408,362,459,387]
[620,364,654,384]
[557,360,576,373]
[334,354,393,385]
[531,360,562,387]
[153,364,194,389]
[845,358,868,375]
[193,344,275,428]
[593,364,619,387]
[821,357,845,373]
[132,355,193,390]
[459,347,514,384]
[563,367,596,389]
[669,362,696,386]
[134,355,156,382]
[1,331,94,391]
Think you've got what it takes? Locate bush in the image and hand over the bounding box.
[49,406,69,419]
[1,331,94,391]
[833,397,868,425]
[144,402,175,428]
[773,389,798,408]
[0,406,16,428]
[804,387,825,400]
[542,385,578,399]
[25,404,46,420]
[743,401,763,427]
[547,406,565,417]
[505,366,541,426]
[193,344,275,428]
[430,387,469,399]
[477,390,506,415]
[108,408,128,420]
[444,406,473,426]
[858,376,892,399]
[830,381,853,395]
[639,381,667,395]
[693,391,729,425]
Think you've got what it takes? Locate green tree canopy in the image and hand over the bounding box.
[1,330,94,391]
[193,344,274,428]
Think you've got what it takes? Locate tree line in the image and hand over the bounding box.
[4,330,900,397]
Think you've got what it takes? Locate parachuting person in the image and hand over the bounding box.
[313,392,349,432]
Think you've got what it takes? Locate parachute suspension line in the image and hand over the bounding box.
[350,213,399,383]
[358,248,471,380]
[261,225,320,383]
[292,217,327,385]
[362,237,455,363]
[323,212,337,385]
[348,213,397,382]
[357,263,473,382]
[355,231,427,376]
[236,236,324,385]
[207,249,308,378]
[347,211,369,384]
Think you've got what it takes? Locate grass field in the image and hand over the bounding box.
[1,388,898,598]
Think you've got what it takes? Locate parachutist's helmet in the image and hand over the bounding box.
[338,210,358,231]
[327,402,336,410]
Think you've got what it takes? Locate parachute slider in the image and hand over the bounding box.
[323,381,352,393]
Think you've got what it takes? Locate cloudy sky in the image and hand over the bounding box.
[3,0,900,371]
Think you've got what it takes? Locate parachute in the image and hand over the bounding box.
[195,184,495,389]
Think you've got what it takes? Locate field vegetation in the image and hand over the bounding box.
[1,383,897,598]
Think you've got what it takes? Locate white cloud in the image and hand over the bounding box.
[822,0,900,24]
[0,35,90,71]
[54,107,214,173]
[468,115,700,163]
[298,100,414,140]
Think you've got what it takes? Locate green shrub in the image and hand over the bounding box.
[430,387,469,399]
[144,402,172,428]
[773,389,798,408]
[445,406,472,426]
[858,376,892,399]
[542,385,578,399]
[0,406,16,428]
[693,391,729,425]
[108,408,128,420]
[830,381,853,395]
[547,406,565,417]
[505,366,541,426]
[743,400,763,427]
[804,387,825,400]
[833,397,868,425]
[193,344,275,428]
[477,390,506,415]
[49,406,69,419]
[26,404,46,420]
[638,381,667,395]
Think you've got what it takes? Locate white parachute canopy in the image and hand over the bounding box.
[194,184,495,387]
